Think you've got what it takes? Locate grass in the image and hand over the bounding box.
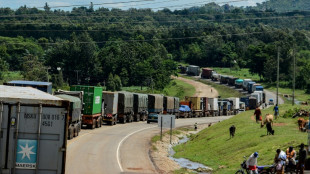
[123,79,196,100]
[263,86,310,103]
[173,104,310,174]
[211,67,261,82]
[180,75,243,98]
[0,71,23,84]
[174,168,196,174]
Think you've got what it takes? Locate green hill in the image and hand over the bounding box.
[173,104,310,173]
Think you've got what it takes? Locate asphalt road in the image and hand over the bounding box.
[66,116,232,174]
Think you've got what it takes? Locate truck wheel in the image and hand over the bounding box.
[92,120,96,129]
[73,126,78,137]
[136,115,140,122]
[99,119,102,127]
[123,118,126,124]
[68,127,74,140]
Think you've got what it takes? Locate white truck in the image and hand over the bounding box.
[229,97,240,115]
[207,98,219,116]
[242,79,252,91]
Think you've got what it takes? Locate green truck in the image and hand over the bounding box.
[71,85,103,129]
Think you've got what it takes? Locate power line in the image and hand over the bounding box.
[0,30,279,45]
[0,14,308,25]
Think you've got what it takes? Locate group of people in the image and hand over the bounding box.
[254,104,279,123]
[246,143,307,174]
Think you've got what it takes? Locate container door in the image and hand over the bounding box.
[4,105,67,174]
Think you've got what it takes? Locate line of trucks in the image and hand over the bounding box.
[180,66,266,110]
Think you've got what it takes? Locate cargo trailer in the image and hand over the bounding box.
[164,96,175,115]
[118,92,134,123]
[211,72,220,81]
[148,94,164,115]
[235,79,244,88]
[133,93,148,121]
[220,75,229,84]
[201,68,213,79]
[70,85,103,129]
[247,82,256,93]
[0,85,69,174]
[228,77,238,86]
[185,96,202,117]
[4,80,52,94]
[186,65,200,76]
[174,97,180,118]
[102,91,118,125]
[229,97,240,115]
[207,98,218,116]
[201,97,210,117]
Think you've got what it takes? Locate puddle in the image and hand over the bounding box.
[169,136,212,174]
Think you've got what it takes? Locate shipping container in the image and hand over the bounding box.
[164,96,175,114]
[148,94,164,114]
[102,91,118,125]
[228,97,240,115]
[201,68,213,79]
[4,80,52,94]
[118,92,134,123]
[133,93,148,121]
[0,85,69,174]
[185,96,202,117]
[207,98,218,116]
[253,91,263,105]
[201,97,210,117]
[70,85,103,129]
[186,65,200,76]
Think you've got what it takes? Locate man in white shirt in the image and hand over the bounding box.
[246,152,259,174]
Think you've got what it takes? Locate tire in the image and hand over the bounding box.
[136,115,140,122]
[96,119,100,128]
[73,125,78,137]
[235,170,244,174]
[123,118,126,124]
[68,127,74,140]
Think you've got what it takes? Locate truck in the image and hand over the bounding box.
[4,80,52,94]
[148,94,164,114]
[235,79,244,88]
[71,85,103,129]
[218,99,231,116]
[174,97,180,118]
[240,96,250,110]
[118,92,134,123]
[211,72,221,81]
[133,93,148,121]
[239,102,246,112]
[179,105,191,118]
[102,91,118,125]
[201,68,213,79]
[186,65,200,76]
[201,97,210,117]
[185,96,202,117]
[250,93,260,107]
[252,85,264,93]
[229,97,240,115]
[0,85,69,174]
[207,98,219,116]
[220,75,229,84]
[228,77,238,86]
[164,96,175,115]
[253,91,263,106]
[249,97,257,109]
[247,82,256,93]
[242,79,252,91]
[54,90,84,139]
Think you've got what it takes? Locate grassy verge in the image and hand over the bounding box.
[180,75,243,98]
[123,79,196,100]
[263,85,310,103]
[173,104,310,174]
[211,67,261,82]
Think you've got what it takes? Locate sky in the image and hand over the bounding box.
[0,0,267,11]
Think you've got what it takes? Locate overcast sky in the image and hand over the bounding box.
[0,0,267,11]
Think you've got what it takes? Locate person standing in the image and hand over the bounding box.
[274,104,279,119]
[246,152,259,174]
[297,143,307,174]
[274,149,286,174]
[286,146,296,165]
[254,106,261,123]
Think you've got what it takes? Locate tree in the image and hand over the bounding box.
[106,73,115,91]
[114,75,122,91]
[22,54,46,81]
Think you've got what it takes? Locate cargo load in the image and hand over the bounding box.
[0,85,69,174]
[201,68,213,79]
[133,93,148,121]
[4,80,52,94]
[185,96,202,117]
[148,94,164,114]
[235,79,244,88]
[71,85,103,129]
[186,65,200,76]
[164,96,175,114]
[102,91,118,125]
[118,92,134,123]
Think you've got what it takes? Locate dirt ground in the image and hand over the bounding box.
[175,76,219,98]
[150,124,212,174]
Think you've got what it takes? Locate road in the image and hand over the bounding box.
[66,116,232,174]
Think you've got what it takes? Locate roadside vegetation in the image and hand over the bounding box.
[173,104,310,173]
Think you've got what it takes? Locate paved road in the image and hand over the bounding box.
[66,116,232,174]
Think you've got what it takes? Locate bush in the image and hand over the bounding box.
[282,108,300,118]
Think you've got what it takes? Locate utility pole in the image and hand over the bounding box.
[74,70,80,85]
[276,47,280,106]
[293,48,296,106]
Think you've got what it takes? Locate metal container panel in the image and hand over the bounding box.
[133,93,148,114]
[148,94,163,113]
[118,92,134,114]
[55,94,82,123]
[207,98,218,110]
[102,91,118,115]
[187,65,200,76]
[174,97,180,113]
[71,85,103,115]
[201,68,213,78]
[0,85,68,174]
[185,97,201,110]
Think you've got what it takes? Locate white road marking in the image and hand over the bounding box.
[117,125,157,172]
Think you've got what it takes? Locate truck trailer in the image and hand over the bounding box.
[235,79,244,88]
[0,85,69,174]
[207,98,219,116]
[148,94,164,114]
[133,93,148,121]
[54,90,83,139]
[4,80,52,94]
[185,96,202,117]
[71,85,103,129]
[118,92,134,123]
[201,68,213,79]
[174,97,180,118]
[102,91,118,125]
[186,65,200,76]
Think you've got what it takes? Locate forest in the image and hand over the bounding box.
[0,0,309,91]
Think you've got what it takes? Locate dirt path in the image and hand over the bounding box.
[176,76,218,98]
